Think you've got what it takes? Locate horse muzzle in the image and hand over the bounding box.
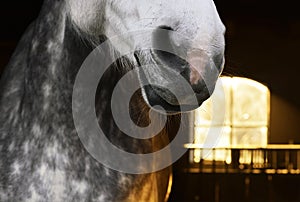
[138,27,224,114]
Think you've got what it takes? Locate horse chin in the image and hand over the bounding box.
[141,85,202,115]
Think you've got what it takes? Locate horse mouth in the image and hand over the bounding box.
[143,85,203,114]
[133,52,214,114]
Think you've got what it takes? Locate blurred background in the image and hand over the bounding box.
[215,0,300,145]
[0,1,300,201]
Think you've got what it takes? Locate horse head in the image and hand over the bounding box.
[67,0,225,114]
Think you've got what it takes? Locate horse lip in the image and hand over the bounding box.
[144,84,203,113]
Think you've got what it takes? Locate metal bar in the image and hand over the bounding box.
[189,147,300,174]
[184,144,300,150]
[285,150,290,172]
[296,151,300,169]
[212,148,216,173]
[272,150,277,171]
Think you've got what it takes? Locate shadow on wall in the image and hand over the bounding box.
[270,94,300,144]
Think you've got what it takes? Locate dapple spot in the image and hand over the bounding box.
[8,141,15,152]
[26,184,42,202]
[32,40,39,52]
[31,123,42,137]
[71,180,88,195]
[37,163,47,177]
[23,141,29,154]
[11,161,21,175]
[43,83,52,98]
[96,194,107,202]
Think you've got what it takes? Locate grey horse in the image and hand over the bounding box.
[0,0,225,201]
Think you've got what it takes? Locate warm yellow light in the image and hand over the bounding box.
[193,126,231,162]
[232,127,268,147]
[194,77,232,127]
[231,77,270,127]
[192,76,270,164]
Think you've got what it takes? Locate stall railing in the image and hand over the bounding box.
[183,144,300,174]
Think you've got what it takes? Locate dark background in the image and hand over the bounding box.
[1,0,300,143]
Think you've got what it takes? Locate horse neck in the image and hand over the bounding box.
[0,1,93,139]
[2,2,185,167]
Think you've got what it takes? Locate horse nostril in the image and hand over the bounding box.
[152,26,187,70]
[158,25,174,31]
